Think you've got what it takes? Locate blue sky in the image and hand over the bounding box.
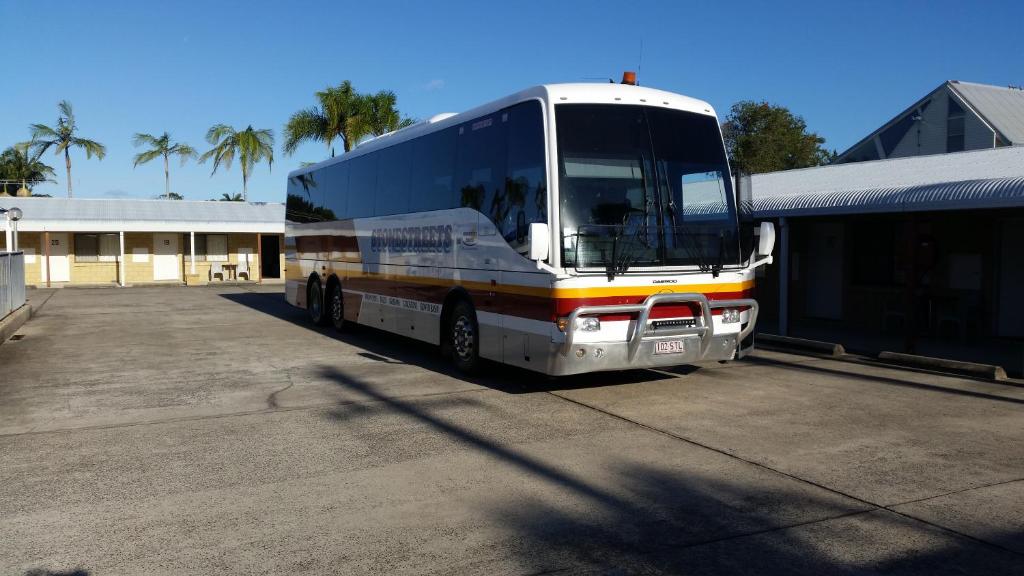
[2,0,1022,203]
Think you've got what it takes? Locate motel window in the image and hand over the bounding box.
[74,233,120,262]
[184,234,229,262]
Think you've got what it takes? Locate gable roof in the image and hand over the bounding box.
[835,80,1024,162]
[948,80,1024,145]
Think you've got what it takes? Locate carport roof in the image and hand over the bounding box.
[751,146,1024,217]
[0,197,285,233]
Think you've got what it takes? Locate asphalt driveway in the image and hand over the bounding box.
[1,286,1022,575]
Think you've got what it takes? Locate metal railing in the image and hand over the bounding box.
[1,251,26,320]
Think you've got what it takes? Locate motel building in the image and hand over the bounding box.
[0,197,285,287]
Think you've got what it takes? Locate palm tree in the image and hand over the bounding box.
[24,100,106,198]
[132,132,197,199]
[0,144,56,195]
[219,192,244,201]
[198,124,274,202]
[352,90,416,141]
[284,81,361,157]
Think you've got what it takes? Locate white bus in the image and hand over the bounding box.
[285,81,775,376]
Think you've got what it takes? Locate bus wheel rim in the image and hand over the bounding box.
[453,315,474,360]
[331,289,342,321]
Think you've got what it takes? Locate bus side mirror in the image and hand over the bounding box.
[528,222,549,261]
[758,221,776,257]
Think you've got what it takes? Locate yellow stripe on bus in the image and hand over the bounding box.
[323,265,753,299]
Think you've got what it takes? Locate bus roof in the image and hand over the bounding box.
[287,83,717,179]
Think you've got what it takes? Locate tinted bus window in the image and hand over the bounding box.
[320,162,348,221]
[375,141,413,216]
[455,113,507,222]
[347,153,378,218]
[503,100,547,248]
[410,127,457,212]
[286,170,328,223]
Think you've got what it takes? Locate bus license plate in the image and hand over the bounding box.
[654,340,685,355]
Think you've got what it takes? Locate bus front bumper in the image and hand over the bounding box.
[547,293,758,376]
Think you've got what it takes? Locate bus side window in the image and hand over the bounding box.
[348,153,378,218]
[410,127,457,212]
[375,141,413,216]
[321,162,348,221]
[455,113,507,218]
[504,100,547,250]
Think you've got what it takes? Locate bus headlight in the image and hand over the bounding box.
[721,309,740,324]
[576,317,601,332]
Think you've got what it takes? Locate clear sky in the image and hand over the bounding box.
[2,0,1022,203]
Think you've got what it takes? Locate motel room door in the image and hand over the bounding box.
[153,233,180,281]
[41,232,70,283]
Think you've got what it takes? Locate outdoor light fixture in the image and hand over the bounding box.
[2,206,23,252]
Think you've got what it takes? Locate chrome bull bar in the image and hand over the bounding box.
[562,292,759,360]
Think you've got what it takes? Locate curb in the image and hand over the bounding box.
[0,304,31,346]
[877,351,1008,381]
[756,334,845,357]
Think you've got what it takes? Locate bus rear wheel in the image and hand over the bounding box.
[448,301,481,374]
[328,281,346,331]
[307,277,329,326]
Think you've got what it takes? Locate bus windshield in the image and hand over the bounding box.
[556,104,739,275]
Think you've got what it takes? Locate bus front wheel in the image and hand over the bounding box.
[307,277,328,326]
[448,301,481,374]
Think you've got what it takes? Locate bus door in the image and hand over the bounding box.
[476,214,502,361]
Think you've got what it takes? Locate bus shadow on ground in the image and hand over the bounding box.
[317,365,1024,574]
[221,290,681,393]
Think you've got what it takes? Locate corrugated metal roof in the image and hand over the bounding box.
[951,81,1024,144]
[0,197,285,233]
[752,146,1024,217]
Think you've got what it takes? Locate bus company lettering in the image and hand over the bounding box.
[370,224,454,254]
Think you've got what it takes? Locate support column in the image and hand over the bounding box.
[119,230,126,287]
[189,230,196,275]
[778,217,790,336]
[256,232,263,284]
[44,231,51,288]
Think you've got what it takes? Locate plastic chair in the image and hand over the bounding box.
[209,262,224,281]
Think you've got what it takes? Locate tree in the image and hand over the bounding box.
[163,192,184,200]
[132,132,197,199]
[283,81,362,157]
[199,124,274,202]
[24,100,106,197]
[351,90,416,142]
[219,192,243,201]
[0,144,56,195]
[721,101,834,174]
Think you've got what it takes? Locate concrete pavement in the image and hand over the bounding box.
[1,286,1022,574]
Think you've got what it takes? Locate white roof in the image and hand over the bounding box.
[289,83,717,179]
[0,197,285,233]
[951,81,1024,144]
[752,146,1024,217]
